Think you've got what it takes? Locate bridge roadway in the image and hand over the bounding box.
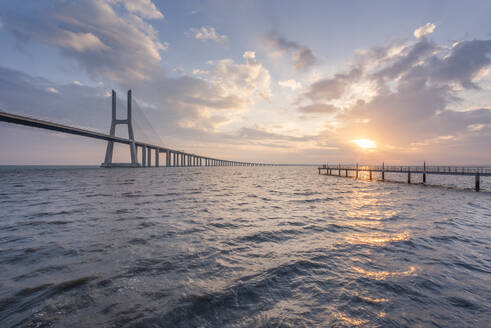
[0,111,265,167]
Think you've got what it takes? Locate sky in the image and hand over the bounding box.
[0,0,490,165]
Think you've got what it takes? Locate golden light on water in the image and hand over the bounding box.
[352,139,377,149]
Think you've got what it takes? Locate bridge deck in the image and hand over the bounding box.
[0,111,258,166]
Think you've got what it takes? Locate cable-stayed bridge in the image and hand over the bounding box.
[0,90,269,168]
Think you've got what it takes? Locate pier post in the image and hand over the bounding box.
[356,163,358,179]
[408,168,411,184]
[142,146,146,167]
[423,161,426,184]
[346,169,348,177]
[166,150,170,167]
[369,169,372,180]
[155,149,159,167]
[475,173,480,192]
[173,152,176,166]
[382,162,385,181]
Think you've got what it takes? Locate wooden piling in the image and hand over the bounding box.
[476,173,480,192]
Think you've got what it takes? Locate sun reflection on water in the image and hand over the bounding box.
[345,232,411,246]
[352,266,417,280]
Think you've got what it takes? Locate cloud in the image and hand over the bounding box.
[414,22,436,38]
[45,87,60,94]
[211,51,271,101]
[266,32,318,70]
[298,103,339,114]
[2,0,167,83]
[278,79,302,90]
[298,32,491,162]
[189,26,227,43]
[117,0,164,19]
[303,68,362,102]
[192,69,209,75]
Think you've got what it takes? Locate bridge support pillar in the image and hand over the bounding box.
[101,90,139,167]
[166,150,170,167]
[142,146,146,167]
[147,147,152,167]
[155,149,159,167]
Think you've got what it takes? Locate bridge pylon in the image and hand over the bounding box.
[101,90,139,167]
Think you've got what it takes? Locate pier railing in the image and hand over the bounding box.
[318,164,490,191]
[320,165,491,175]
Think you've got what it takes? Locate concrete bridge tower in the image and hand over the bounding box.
[101,90,139,167]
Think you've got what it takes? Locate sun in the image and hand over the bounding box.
[352,139,377,149]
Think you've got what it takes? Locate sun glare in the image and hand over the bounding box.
[352,139,377,149]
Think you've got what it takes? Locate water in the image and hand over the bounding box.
[0,166,490,327]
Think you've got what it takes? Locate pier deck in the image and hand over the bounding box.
[318,164,490,191]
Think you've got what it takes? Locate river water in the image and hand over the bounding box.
[0,166,490,327]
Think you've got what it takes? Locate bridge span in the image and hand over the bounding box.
[0,90,268,168]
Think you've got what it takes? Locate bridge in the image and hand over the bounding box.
[318,164,491,191]
[0,90,269,168]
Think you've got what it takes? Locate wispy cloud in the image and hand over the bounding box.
[45,87,60,94]
[278,79,302,90]
[189,26,227,43]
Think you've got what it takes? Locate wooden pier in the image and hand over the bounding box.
[318,163,490,191]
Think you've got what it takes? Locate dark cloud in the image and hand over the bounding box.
[303,68,362,102]
[428,39,491,88]
[298,103,339,114]
[266,32,318,71]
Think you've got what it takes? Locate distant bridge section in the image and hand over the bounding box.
[0,90,269,168]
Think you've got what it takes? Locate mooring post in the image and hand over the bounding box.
[382,162,385,180]
[423,161,426,184]
[475,173,480,192]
